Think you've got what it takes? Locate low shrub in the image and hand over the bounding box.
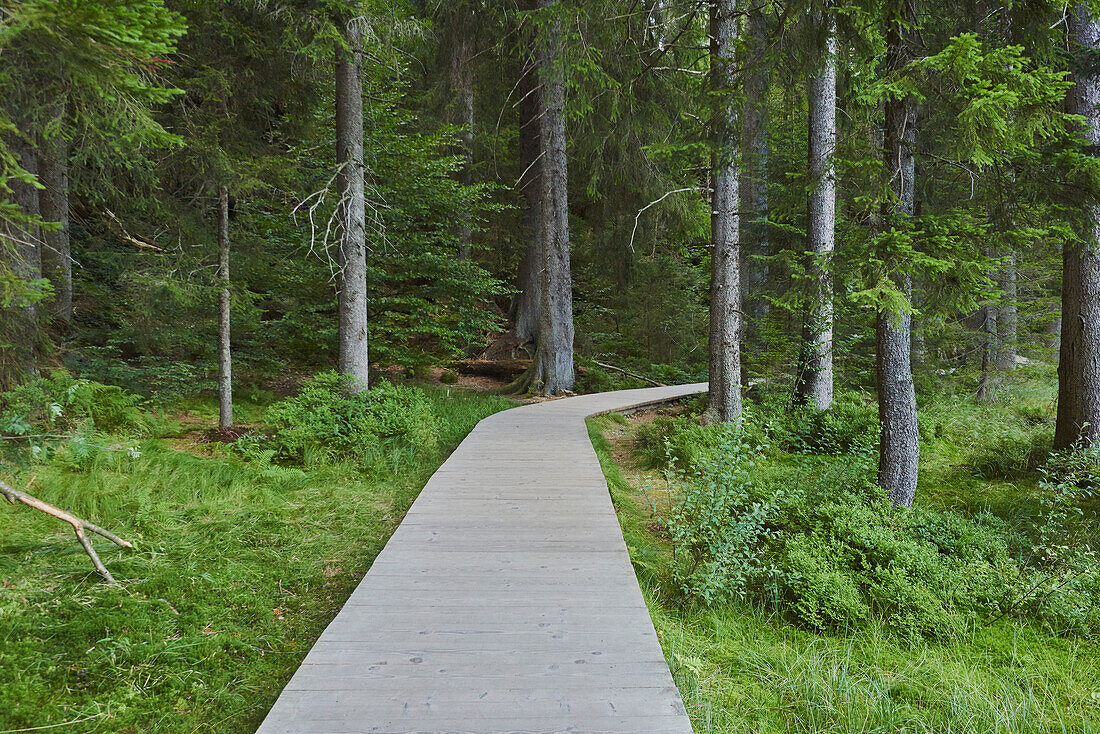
[243,372,440,468]
[0,371,150,435]
[768,396,879,455]
[660,419,1099,640]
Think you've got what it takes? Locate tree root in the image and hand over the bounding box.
[499,366,539,396]
[1,477,133,584]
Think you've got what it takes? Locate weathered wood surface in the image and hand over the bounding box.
[256,383,706,734]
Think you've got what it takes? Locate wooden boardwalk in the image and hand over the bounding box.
[256,383,706,734]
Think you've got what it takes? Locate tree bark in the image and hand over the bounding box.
[878,0,920,507]
[217,185,233,430]
[1046,316,1061,352]
[977,301,997,402]
[704,0,743,423]
[512,0,542,344]
[39,122,71,324]
[448,16,475,260]
[740,2,769,331]
[996,251,1018,370]
[1056,4,1100,451]
[335,18,370,394]
[794,10,837,411]
[528,0,574,395]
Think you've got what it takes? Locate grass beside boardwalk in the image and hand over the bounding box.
[0,384,513,734]
[588,388,1100,734]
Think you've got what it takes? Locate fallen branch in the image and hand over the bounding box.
[592,360,666,387]
[104,209,166,252]
[1,477,132,584]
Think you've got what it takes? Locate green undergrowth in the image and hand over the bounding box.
[0,373,513,733]
[587,369,1100,733]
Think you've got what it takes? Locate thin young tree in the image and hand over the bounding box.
[1054,2,1100,451]
[443,1,477,259]
[336,14,370,394]
[217,184,233,430]
[704,0,743,423]
[1,126,42,385]
[996,251,1018,370]
[740,0,770,331]
[878,0,920,507]
[511,0,542,344]
[794,7,837,411]
[39,105,71,324]
[977,295,998,401]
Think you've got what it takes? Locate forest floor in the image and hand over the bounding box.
[0,382,515,734]
[4,365,1097,733]
[589,370,1100,734]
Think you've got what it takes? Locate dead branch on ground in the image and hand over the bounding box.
[592,360,666,387]
[1,477,133,584]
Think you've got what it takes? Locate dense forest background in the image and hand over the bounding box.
[3,1,1100,731]
[0,0,1095,445]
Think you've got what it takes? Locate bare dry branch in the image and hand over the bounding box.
[592,360,667,387]
[104,209,166,252]
[1,477,132,584]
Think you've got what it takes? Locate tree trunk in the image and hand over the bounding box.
[977,302,997,402]
[1,129,42,386]
[512,0,542,344]
[528,0,574,395]
[335,18,370,394]
[1046,316,1061,352]
[217,185,233,430]
[1056,4,1100,450]
[39,123,71,324]
[704,0,743,423]
[794,11,837,411]
[449,24,475,260]
[996,251,1018,370]
[878,0,920,507]
[740,2,769,333]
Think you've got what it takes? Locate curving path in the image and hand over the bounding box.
[256,383,706,734]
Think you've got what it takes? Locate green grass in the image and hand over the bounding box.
[0,385,514,733]
[588,391,1100,734]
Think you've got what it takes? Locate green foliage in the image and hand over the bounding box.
[244,372,440,468]
[771,396,879,456]
[591,414,1100,734]
[0,371,149,435]
[914,34,1072,169]
[653,386,1099,640]
[0,381,510,734]
[665,425,785,607]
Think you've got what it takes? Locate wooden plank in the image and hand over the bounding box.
[256,383,704,734]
